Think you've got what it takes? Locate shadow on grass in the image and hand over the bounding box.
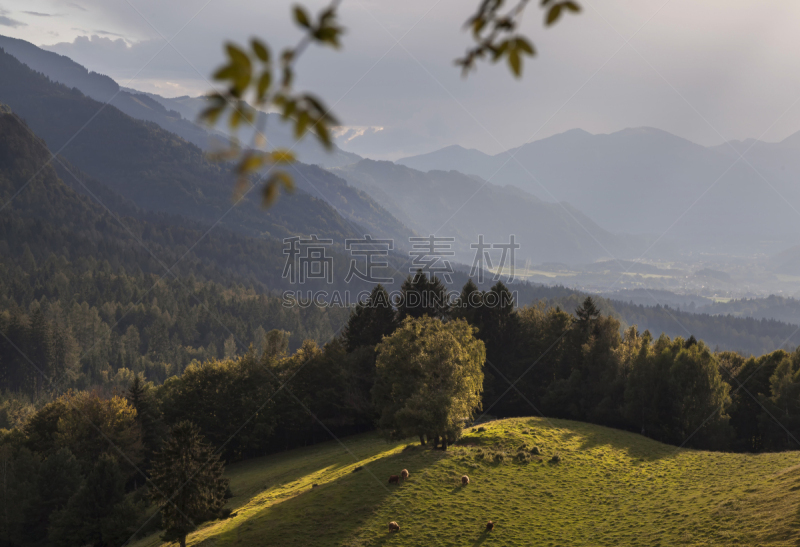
[227,434,431,501]
[472,530,491,545]
[223,444,448,547]
[551,419,674,462]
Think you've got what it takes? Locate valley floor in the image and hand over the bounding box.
[131,418,800,546]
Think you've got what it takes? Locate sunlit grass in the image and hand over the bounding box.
[132,417,800,546]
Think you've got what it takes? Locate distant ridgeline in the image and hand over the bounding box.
[1,38,800,459]
[2,78,800,547]
[0,97,797,402]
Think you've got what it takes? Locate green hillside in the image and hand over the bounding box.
[132,417,800,546]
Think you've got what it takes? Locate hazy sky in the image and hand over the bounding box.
[3,0,800,159]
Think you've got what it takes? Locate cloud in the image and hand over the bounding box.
[0,15,25,28]
[93,29,126,38]
[22,11,59,17]
[66,2,87,11]
[45,33,208,84]
[333,125,384,144]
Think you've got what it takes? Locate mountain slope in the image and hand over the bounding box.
[398,128,800,254]
[130,417,800,547]
[0,107,354,296]
[333,159,643,265]
[0,35,215,149]
[141,91,363,168]
[1,35,362,168]
[0,48,404,245]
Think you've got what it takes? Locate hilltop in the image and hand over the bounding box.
[131,417,800,546]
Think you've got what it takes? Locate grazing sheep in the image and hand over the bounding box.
[388,521,400,532]
[400,469,409,481]
[388,475,400,484]
[485,521,494,532]
[461,475,470,485]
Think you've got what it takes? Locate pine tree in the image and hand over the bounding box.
[451,278,482,326]
[149,421,229,547]
[396,270,450,322]
[128,375,165,467]
[23,447,82,543]
[28,307,54,398]
[341,284,397,352]
[575,296,600,329]
[48,453,137,547]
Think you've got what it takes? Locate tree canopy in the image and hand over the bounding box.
[372,316,485,448]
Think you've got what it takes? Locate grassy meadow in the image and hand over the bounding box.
[131,417,800,546]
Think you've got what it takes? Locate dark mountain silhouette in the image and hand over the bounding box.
[0,48,410,245]
[0,35,362,168]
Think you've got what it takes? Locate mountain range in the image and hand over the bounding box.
[0,34,361,169]
[0,46,413,249]
[1,35,651,267]
[2,40,800,355]
[332,159,644,265]
[398,127,800,255]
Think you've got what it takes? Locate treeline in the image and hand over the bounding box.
[0,264,346,401]
[2,277,800,545]
[611,300,800,357]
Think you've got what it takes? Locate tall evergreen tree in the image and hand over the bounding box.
[149,421,228,547]
[127,375,164,468]
[339,285,398,425]
[341,284,397,352]
[396,270,450,322]
[23,447,82,543]
[575,296,600,331]
[474,281,521,414]
[451,278,482,326]
[48,453,137,547]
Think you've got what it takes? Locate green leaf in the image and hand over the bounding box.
[262,180,279,207]
[213,64,237,81]
[492,39,510,61]
[546,3,562,25]
[251,39,270,63]
[199,104,224,125]
[281,98,297,120]
[230,106,242,129]
[233,175,250,201]
[282,65,294,88]
[225,44,251,71]
[472,16,486,36]
[274,170,295,191]
[563,1,581,12]
[508,49,521,77]
[237,152,266,175]
[256,72,272,102]
[516,37,535,55]
[294,110,311,138]
[303,94,326,115]
[315,122,333,150]
[262,171,295,207]
[268,149,296,164]
[293,5,311,28]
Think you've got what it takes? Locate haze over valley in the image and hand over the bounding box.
[3,4,800,544]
